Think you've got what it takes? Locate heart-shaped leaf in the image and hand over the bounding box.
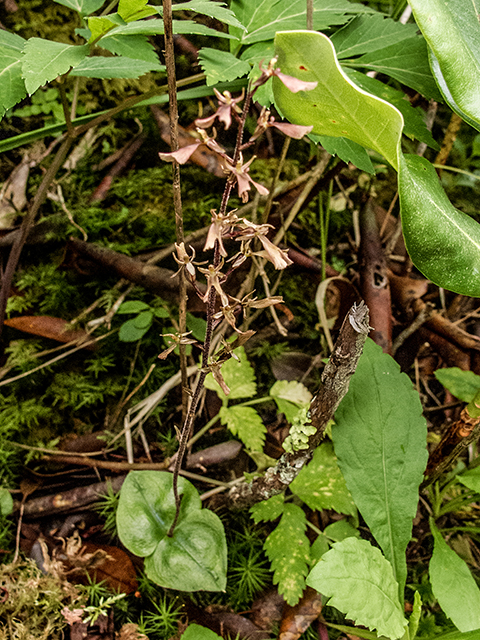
[117,471,227,591]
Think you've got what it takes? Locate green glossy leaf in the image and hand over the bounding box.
[307,537,407,640]
[0,31,26,117]
[219,405,266,451]
[181,624,222,640]
[434,367,480,402]
[230,0,372,45]
[0,488,13,517]
[170,0,244,29]
[118,0,156,22]
[117,300,151,314]
[343,36,442,101]
[265,503,310,605]
[332,13,418,59]
[250,493,285,524]
[409,0,480,131]
[324,519,359,542]
[71,56,164,78]
[399,154,480,297]
[204,346,256,400]
[332,338,428,598]
[316,135,375,173]
[273,30,403,170]
[117,471,227,591]
[457,466,480,494]
[429,519,480,632]
[290,442,356,516]
[21,39,89,95]
[54,0,105,14]
[198,48,250,85]
[99,34,160,63]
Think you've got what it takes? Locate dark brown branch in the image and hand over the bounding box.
[226,302,370,509]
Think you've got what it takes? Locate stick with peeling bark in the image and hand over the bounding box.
[226,301,370,509]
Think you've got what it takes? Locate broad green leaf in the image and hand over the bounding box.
[409,0,480,131]
[99,34,159,63]
[0,31,26,117]
[219,405,266,451]
[317,135,375,173]
[309,534,330,565]
[324,519,359,542]
[0,488,13,517]
[273,30,403,170]
[118,0,156,22]
[119,316,152,341]
[250,493,285,523]
[185,312,206,341]
[409,591,422,640]
[270,379,312,422]
[429,519,480,632]
[434,367,480,402]
[204,347,256,400]
[117,300,151,314]
[71,56,164,78]
[307,537,407,640]
[457,466,480,494]
[343,37,442,100]
[265,503,310,605]
[332,13,418,59]
[54,0,105,14]
[399,154,480,297]
[332,338,428,598]
[230,0,372,46]
[88,16,120,42]
[198,48,250,85]
[181,625,222,640]
[170,0,244,29]
[21,39,89,95]
[290,442,356,516]
[117,471,227,591]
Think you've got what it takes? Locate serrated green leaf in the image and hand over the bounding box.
[332,338,428,598]
[204,346,256,400]
[181,625,222,640]
[117,471,227,591]
[399,154,480,297]
[457,466,480,494]
[104,18,236,39]
[429,519,480,632]
[332,13,418,59]
[250,493,285,524]
[171,0,244,29]
[99,34,160,63]
[409,0,480,131]
[88,16,120,42]
[317,135,375,173]
[198,48,250,85]
[265,503,310,605]
[54,0,105,14]
[219,405,266,451]
[118,0,156,22]
[307,537,407,639]
[0,488,13,517]
[22,39,89,95]
[343,36,442,101]
[324,519,359,542]
[0,31,26,117]
[273,30,403,170]
[434,367,480,403]
[71,55,164,78]
[290,442,356,516]
[117,300,151,314]
[230,0,373,46]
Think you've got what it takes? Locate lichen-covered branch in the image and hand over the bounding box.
[226,301,370,509]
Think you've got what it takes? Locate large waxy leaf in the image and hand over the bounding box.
[54,0,105,14]
[307,537,407,640]
[408,0,480,131]
[332,339,428,598]
[117,471,227,591]
[273,30,403,170]
[429,519,480,632]
[0,31,26,117]
[71,56,164,78]
[22,39,89,95]
[399,154,480,297]
[290,442,356,516]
